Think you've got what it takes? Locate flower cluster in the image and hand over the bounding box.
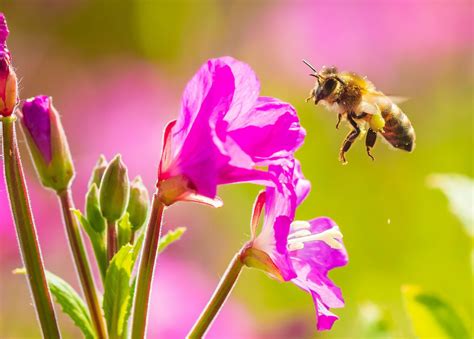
[1,9,347,336]
[158,56,348,330]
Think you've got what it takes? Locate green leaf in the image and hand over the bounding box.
[428,174,474,237]
[73,209,108,282]
[14,268,95,339]
[158,227,186,254]
[103,236,143,339]
[118,213,132,249]
[357,302,393,338]
[402,285,470,339]
[121,278,137,338]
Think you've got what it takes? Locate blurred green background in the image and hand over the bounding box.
[0,1,472,338]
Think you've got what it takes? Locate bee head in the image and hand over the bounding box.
[303,60,344,104]
[314,76,342,104]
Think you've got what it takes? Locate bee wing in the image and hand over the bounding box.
[357,100,380,115]
[386,96,409,104]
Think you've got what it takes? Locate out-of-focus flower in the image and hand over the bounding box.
[149,257,256,338]
[245,2,473,83]
[0,13,18,117]
[99,154,129,223]
[20,95,74,192]
[158,57,305,206]
[242,160,348,331]
[127,176,149,231]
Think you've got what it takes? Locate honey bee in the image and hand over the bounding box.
[303,60,415,164]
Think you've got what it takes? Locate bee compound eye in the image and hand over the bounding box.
[324,78,337,92]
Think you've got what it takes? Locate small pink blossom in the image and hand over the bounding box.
[245,160,348,330]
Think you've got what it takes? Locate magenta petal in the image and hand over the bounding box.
[227,97,305,164]
[163,60,235,198]
[302,217,348,271]
[219,56,260,123]
[312,292,339,331]
[289,217,347,327]
[21,96,53,163]
[173,59,234,150]
[272,215,297,281]
[253,185,296,281]
[294,160,311,205]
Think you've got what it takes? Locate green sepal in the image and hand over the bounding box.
[402,285,470,339]
[99,155,129,222]
[73,209,107,282]
[86,183,106,233]
[14,268,95,339]
[89,155,108,188]
[240,245,284,281]
[127,176,150,231]
[158,227,186,254]
[118,213,132,249]
[103,235,143,338]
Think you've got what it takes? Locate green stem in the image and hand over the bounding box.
[57,190,107,339]
[107,221,117,263]
[1,116,61,338]
[131,193,165,339]
[188,251,244,338]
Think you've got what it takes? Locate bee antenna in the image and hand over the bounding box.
[309,73,317,78]
[302,59,318,73]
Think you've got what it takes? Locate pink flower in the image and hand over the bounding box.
[0,13,17,117]
[158,57,305,206]
[243,160,348,331]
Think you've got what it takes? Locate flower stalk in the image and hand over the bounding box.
[188,250,245,338]
[131,193,165,339]
[57,189,107,339]
[107,221,118,263]
[1,115,60,338]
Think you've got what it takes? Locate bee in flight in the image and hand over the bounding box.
[303,60,415,164]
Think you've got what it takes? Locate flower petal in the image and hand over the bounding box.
[163,60,235,198]
[289,217,347,319]
[294,217,348,272]
[312,292,340,331]
[218,56,260,123]
[252,186,296,281]
[226,97,306,165]
[294,159,311,205]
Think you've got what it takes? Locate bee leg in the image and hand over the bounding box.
[339,116,360,164]
[365,128,377,161]
[305,89,315,103]
[335,113,342,129]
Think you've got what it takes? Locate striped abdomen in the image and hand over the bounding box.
[381,103,415,152]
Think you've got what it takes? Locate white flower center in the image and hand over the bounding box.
[287,220,343,251]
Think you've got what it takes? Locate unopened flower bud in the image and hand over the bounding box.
[20,95,74,192]
[86,183,106,233]
[0,14,18,117]
[88,155,108,188]
[127,176,149,231]
[99,155,129,222]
